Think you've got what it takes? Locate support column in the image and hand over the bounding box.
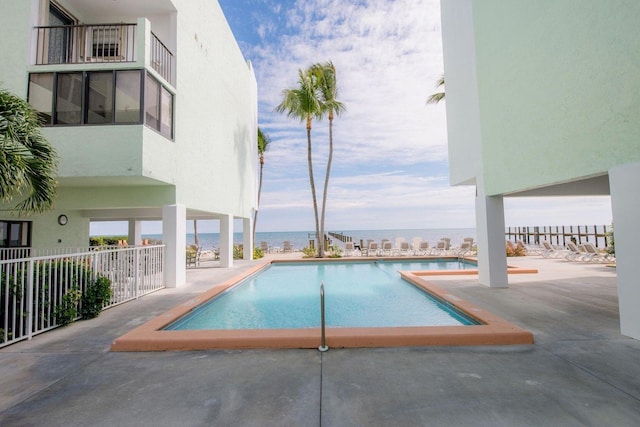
[219,214,233,268]
[243,217,253,260]
[162,204,186,288]
[476,187,508,288]
[128,219,142,246]
[609,162,640,339]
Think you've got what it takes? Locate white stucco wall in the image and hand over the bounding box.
[470,0,640,196]
[171,0,258,219]
[440,0,482,186]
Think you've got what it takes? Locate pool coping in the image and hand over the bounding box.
[111,258,535,351]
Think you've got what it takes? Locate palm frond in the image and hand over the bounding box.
[0,88,58,213]
[426,75,445,105]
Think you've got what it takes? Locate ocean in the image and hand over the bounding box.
[142,228,476,251]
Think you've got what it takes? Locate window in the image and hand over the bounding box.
[145,72,173,139]
[28,74,54,123]
[160,86,173,138]
[145,74,160,130]
[90,26,121,59]
[55,72,83,124]
[115,70,141,123]
[87,72,113,124]
[0,221,31,248]
[27,70,172,139]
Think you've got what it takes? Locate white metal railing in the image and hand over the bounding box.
[151,31,174,84]
[0,246,121,261]
[0,245,164,348]
[35,23,137,65]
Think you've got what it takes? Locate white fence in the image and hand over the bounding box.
[0,245,164,348]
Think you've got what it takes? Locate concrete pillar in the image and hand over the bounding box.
[162,204,186,288]
[609,162,640,340]
[219,214,233,268]
[476,187,508,288]
[128,219,142,246]
[243,217,253,260]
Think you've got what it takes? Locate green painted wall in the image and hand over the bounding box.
[0,0,31,94]
[473,0,640,195]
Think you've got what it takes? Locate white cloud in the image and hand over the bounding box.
[242,0,613,232]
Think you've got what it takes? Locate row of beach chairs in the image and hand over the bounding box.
[343,237,475,257]
[538,240,614,263]
[259,241,294,253]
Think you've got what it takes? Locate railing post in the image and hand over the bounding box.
[318,281,329,352]
[26,260,35,341]
[134,248,140,299]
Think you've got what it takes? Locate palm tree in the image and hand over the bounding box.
[275,69,324,256]
[311,62,345,257]
[426,75,445,104]
[0,88,58,213]
[253,127,271,242]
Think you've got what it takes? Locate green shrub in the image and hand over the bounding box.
[253,247,264,259]
[81,276,112,319]
[328,245,342,258]
[233,244,243,259]
[301,246,317,258]
[54,287,82,326]
[90,236,127,246]
[606,223,615,255]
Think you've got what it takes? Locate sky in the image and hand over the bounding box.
[93,0,613,236]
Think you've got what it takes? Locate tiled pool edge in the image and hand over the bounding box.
[111,258,535,351]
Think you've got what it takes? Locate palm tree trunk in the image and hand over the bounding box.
[306,116,321,257]
[319,112,334,258]
[253,156,265,242]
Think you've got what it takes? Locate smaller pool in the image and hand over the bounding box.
[166,260,480,330]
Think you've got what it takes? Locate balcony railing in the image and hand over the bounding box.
[151,31,174,85]
[34,23,174,85]
[35,23,137,65]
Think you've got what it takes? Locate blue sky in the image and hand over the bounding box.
[92,0,612,236]
[218,0,612,233]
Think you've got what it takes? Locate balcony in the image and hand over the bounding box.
[34,21,174,86]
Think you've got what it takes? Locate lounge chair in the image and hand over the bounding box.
[186,244,201,267]
[260,241,270,253]
[416,241,430,255]
[582,242,612,262]
[362,241,380,257]
[440,238,451,250]
[518,239,542,256]
[381,240,395,256]
[456,241,473,257]
[399,241,412,256]
[344,241,359,257]
[540,241,568,258]
[433,240,448,255]
[565,242,585,261]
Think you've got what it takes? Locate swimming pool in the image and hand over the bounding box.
[111,258,535,351]
[165,261,480,330]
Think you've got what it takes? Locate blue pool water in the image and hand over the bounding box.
[166,261,479,330]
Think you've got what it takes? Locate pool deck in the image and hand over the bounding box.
[2,254,640,426]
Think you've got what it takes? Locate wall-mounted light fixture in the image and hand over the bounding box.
[57,214,68,226]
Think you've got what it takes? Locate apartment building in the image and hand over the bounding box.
[0,0,259,287]
[441,0,640,338]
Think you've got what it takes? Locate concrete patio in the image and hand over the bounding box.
[1,255,639,426]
